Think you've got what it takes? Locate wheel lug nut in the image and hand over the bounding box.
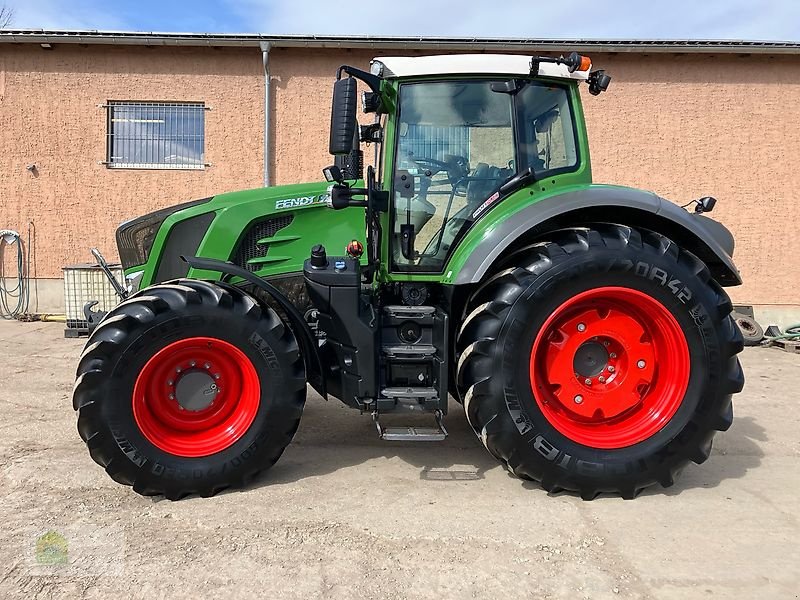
[574,395,583,404]
[176,368,182,374]
[167,380,174,386]
[204,363,211,369]
[610,353,617,359]
[637,360,646,369]
[607,366,615,373]
[603,341,609,346]
[584,378,592,385]
[214,374,220,380]
[577,323,586,332]
[168,394,175,400]
[190,361,196,367]
[598,376,606,383]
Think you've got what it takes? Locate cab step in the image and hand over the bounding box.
[381,387,438,400]
[382,344,437,360]
[373,410,448,442]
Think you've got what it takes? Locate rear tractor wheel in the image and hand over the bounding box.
[73,280,306,500]
[456,226,744,499]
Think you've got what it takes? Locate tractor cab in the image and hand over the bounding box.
[323,53,610,278]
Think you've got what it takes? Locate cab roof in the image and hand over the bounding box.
[371,54,591,81]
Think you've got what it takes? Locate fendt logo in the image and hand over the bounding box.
[275,195,328,210]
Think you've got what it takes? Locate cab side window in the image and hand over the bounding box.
[517,85,578,174]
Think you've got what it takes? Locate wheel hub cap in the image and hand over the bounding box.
[572,341,608,378]
[530,286,690,449]
[175,371,219,412]
[132,337,261,457]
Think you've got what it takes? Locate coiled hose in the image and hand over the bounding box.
[765,324,800,342]
[0,228,31,319]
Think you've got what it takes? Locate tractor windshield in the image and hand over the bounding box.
[391,79,578,272]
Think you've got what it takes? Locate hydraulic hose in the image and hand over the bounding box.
[0,227,31,319]
[765,324,800,342]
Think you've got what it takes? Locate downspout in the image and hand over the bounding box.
[260,42,272,187]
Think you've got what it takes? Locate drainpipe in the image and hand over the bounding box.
[260,42,272,187]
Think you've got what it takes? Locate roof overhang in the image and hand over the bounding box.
[1,30,800,54]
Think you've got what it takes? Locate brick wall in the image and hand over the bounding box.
[1,44,797,305]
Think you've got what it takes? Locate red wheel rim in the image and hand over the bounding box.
[529,287,690,449]
[132,337,261,457]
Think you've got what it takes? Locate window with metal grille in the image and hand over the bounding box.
[398,124,471,168]
[105,102,206,169]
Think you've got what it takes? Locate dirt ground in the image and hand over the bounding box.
[0,319,798,600]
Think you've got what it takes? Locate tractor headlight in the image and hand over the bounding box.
[361,91,381,113]
[115,198,211,269]
[369,60,384,77]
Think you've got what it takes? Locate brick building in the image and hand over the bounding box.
[0,31,798,318]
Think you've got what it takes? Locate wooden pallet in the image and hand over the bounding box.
[771,339,800,354]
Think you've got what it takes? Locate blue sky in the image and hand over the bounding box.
[3,0,799,40]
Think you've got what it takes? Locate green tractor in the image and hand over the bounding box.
[73,52,744,500]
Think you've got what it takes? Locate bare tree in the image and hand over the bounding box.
[0,5,14,29]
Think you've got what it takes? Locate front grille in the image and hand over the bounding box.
[232,215,294,271]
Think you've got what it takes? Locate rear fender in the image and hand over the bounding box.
[450,186,741,287]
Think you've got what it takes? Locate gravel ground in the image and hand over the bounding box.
[0,319,798,600]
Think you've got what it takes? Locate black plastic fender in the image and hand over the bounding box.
[453,187,741,287]
[181,255,326,398]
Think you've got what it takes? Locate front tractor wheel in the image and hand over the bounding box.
[456,226,744,499]
[73,280,306,500]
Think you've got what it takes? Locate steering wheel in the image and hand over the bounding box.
[412,157,451,177]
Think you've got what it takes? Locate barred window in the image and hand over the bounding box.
[398,124,470,168]
[105,102,206,169]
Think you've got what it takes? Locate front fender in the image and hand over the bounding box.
[447,185,741,287]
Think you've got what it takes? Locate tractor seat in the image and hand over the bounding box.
[467,163,506,208]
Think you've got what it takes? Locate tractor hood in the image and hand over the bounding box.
[116,181,366,291]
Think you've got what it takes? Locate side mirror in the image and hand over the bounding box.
[329,77,358,155]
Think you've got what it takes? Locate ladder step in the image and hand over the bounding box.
[373,410,448,442]
[381,427,447,442]
[384,305,435,317]
[383,344,436,358]
[382,387,438,400]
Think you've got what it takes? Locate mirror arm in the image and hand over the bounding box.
[336,65,382,95]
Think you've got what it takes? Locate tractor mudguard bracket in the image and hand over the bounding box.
[180,255,326,398]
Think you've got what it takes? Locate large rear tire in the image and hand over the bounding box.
[456,226,744,499]
[73,280,306,500]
